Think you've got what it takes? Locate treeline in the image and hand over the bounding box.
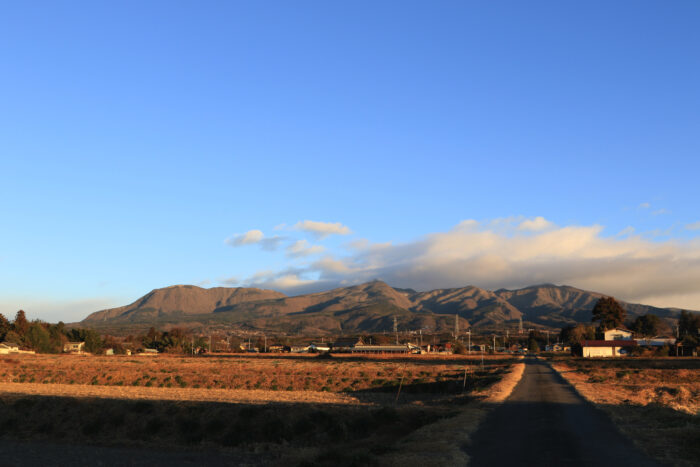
[0,310,102,354]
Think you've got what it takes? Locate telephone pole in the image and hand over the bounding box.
[454,314,459,340]
[393,316,398,344]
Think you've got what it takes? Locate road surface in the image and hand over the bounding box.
[467,357,657,467]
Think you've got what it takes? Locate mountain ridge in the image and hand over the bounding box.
[80,281,696,334]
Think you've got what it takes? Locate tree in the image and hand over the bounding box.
[452,341,467,354]
[13,310,29,337]
[678,310,700,345]
[630,314,661,337]
[528,338,540,353]
[0,313,10,341]
[68,328,104,354]
[591,297,626,330]
[26,322,55,353]
[559,324,596,345]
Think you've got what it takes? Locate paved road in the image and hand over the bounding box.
[467,357,657,467]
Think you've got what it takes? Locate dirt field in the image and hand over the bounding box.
[0,353,521,466]
[551,357,700,466]
[552,357,700,414]
[0,353,512,395]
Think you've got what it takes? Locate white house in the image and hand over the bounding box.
[0,343,19,354]
[603,328,633,341]
[582,339,636,357]
[63,342,85,353]
[308,343,330,352]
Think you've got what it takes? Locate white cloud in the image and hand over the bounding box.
[219,277,239,286]
[286,240,325,258]
[259,236,287,251]
[617,226,635,237]
[243,219,700,310]
[225,230,286,251]
[639,202,651,209]
[517,216,555,232]
[686,221,700,231]
[652,209,669,216]
[225,230,264,246]
[294,220,351,238]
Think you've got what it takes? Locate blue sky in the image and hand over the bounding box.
[1,1,700,322]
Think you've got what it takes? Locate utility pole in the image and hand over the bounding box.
[393,316,399,344]
[493,334,496,353]
[454,314,459,340]
[519,317,523,335]
[468,329,471,355]
[264,335,267,353]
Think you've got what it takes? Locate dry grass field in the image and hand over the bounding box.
[0,353,521,466]
[551,357,700,466]
[0,353,509,395]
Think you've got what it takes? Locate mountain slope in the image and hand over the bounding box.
[82,285,286,323]
[81,281,695,333]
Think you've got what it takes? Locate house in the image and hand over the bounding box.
[582,340,637,357]
[63,342,85,354]
[331,337,365,353]
[545,344,570,352]
[604,328,633,341]
[289,345,309,353]
[138,348,158,356]
[350,344,410,354]
[0,343,19,354]
[308,343,331,353]
[268,345,285,353]
[105,348,114,355]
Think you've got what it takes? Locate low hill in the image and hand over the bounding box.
[81,281,694,334]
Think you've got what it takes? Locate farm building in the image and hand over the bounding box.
[63,342,85,354]
[603,328,633,341]
[350,344,411,354]
[308,343,331,352]
[331,337,365,352]
[0,343,19,354]
[582,340,637,357]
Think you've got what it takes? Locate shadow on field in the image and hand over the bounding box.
[597,402,700,466]
[0,393,456,467]
[346,367,506,405]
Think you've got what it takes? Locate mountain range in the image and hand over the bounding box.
[80,281,692,334]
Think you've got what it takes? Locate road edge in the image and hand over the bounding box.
[379,359,527,467]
